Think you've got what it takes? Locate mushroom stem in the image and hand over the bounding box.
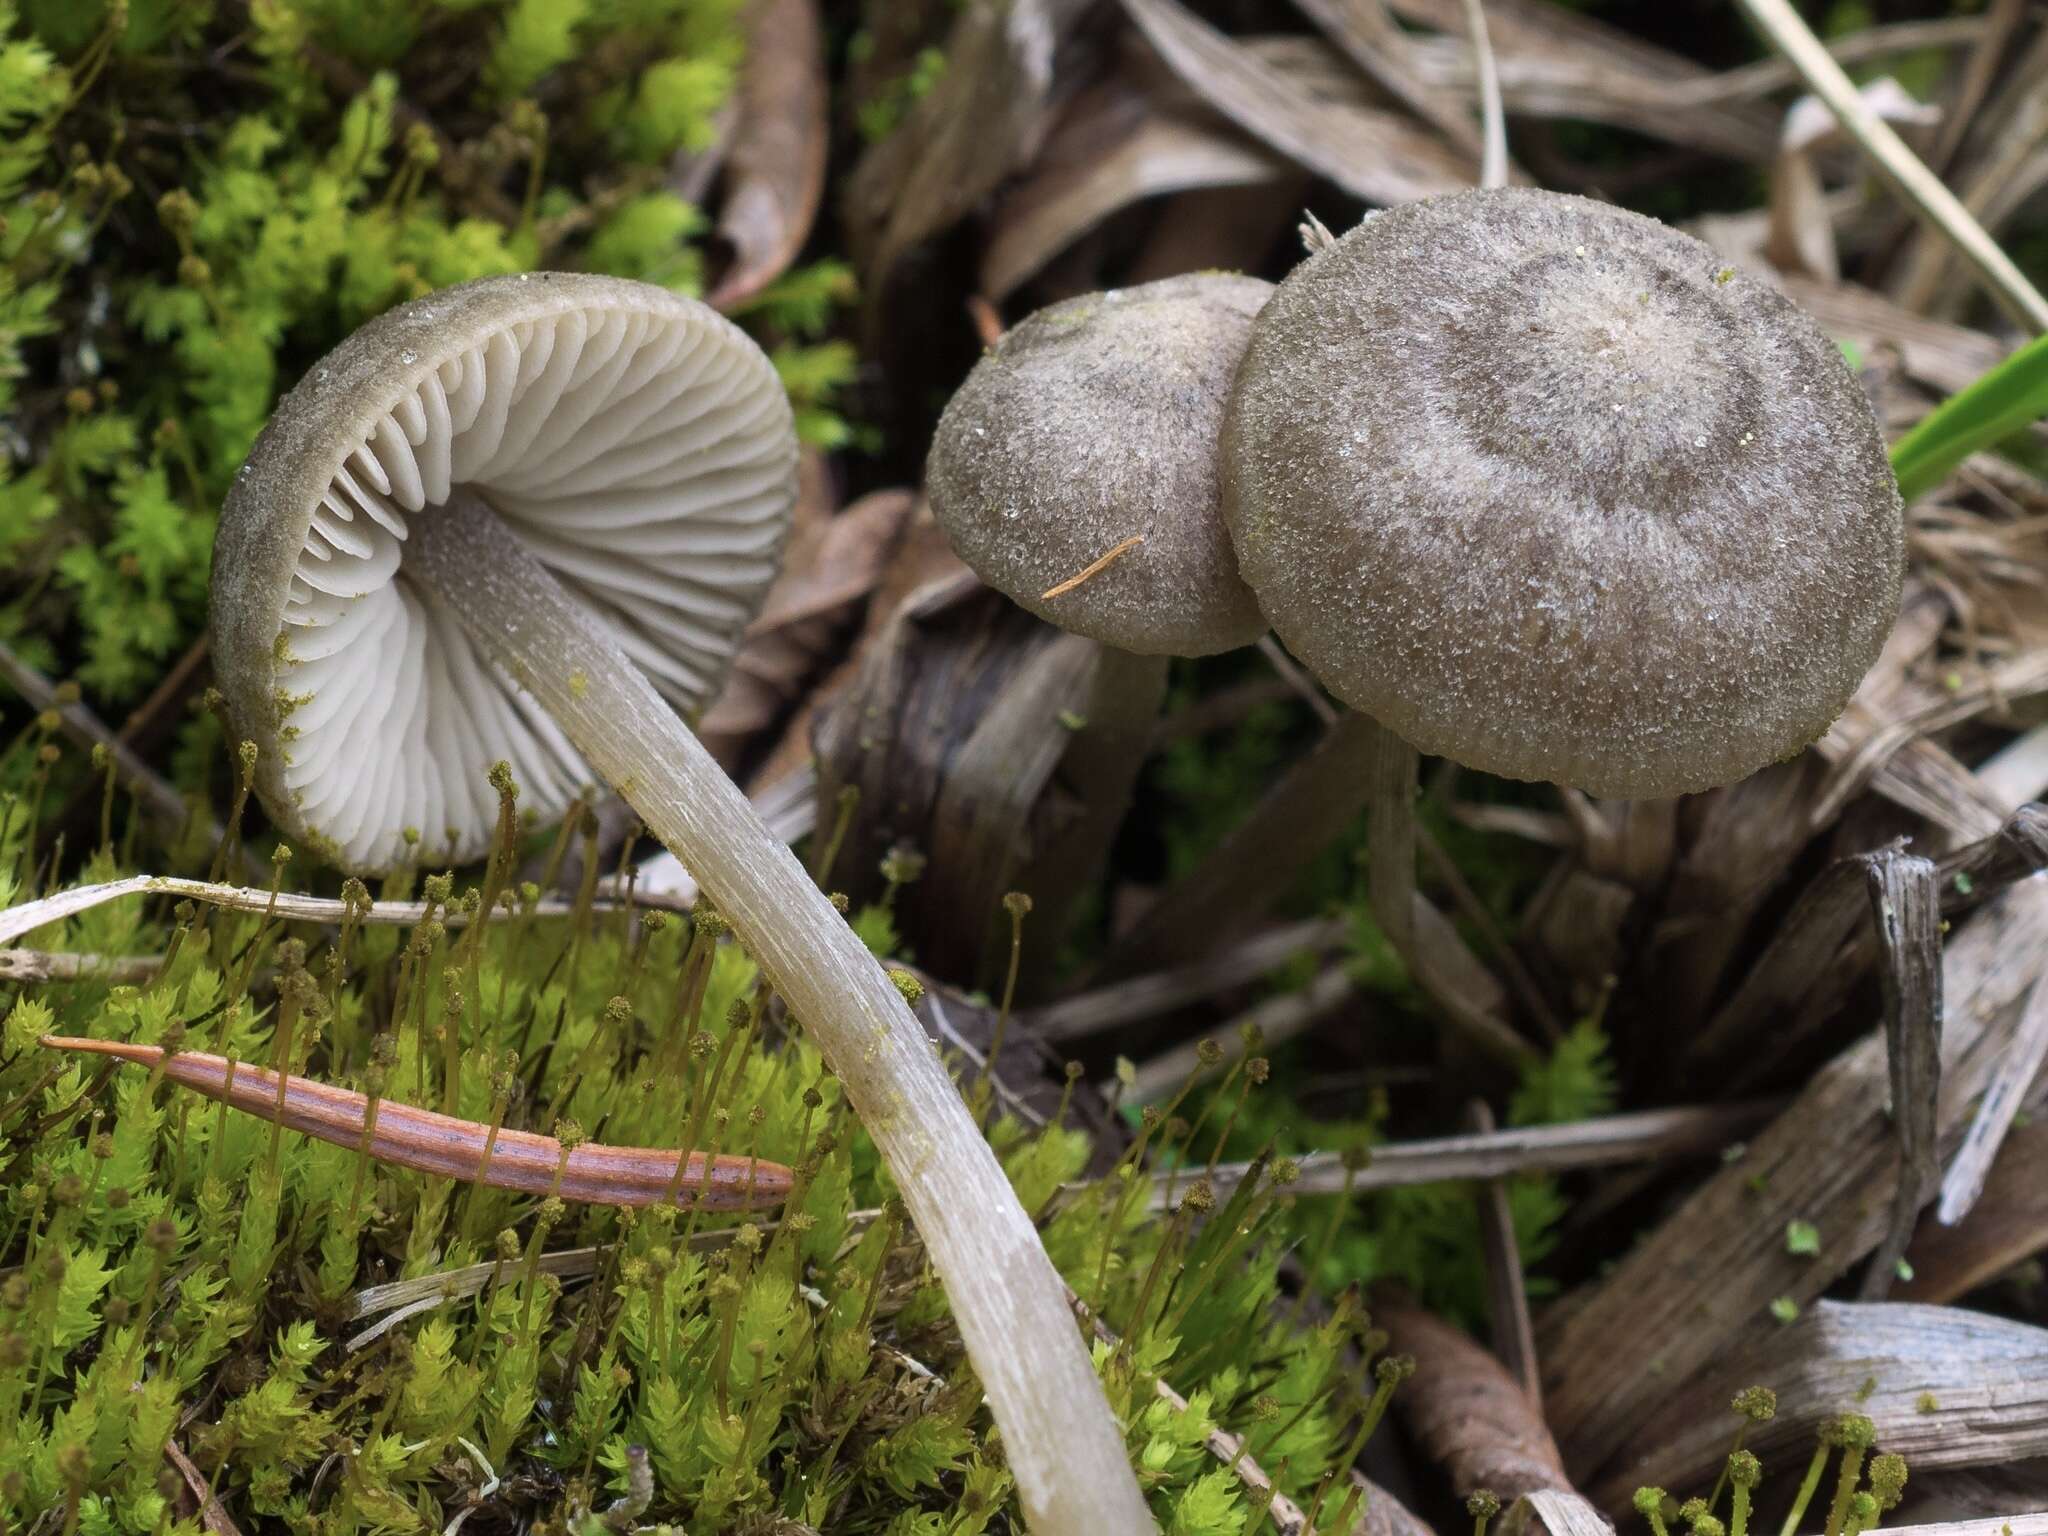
[1010,644,1169,995]
[1100,709,1534,1067]
[1365,720,1420,957]
[406,489,1155,1536]
[1102,709,1386,977]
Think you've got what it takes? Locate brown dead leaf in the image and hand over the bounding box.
[1293,0,1487,159]
[1781,277,2009,397]
[700,452,916,769]
[1119,0,1474,210]
[708,0,828,311]
[847,0,1095,306]
[745,504,968,795]
[981,73,1285,301]
[1594,1300,2048,1509]
[164,1438,243,1536]
[1379,1296,1572,1501]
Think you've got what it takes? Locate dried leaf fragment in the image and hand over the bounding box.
[39,1037,792,1210]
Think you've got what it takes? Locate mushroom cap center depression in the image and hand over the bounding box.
[216,277,796,874]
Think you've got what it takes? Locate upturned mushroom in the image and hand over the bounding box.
[212,273,1154,1535]
[1223,187,1904,801]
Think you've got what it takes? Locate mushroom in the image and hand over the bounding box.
[1108,192,1903,1027]
[1184,188,1903,1007]
[928,274,1271,662]
[212,273,1154,1536]
[1223,187,1904,801]
[923,275,1271,949]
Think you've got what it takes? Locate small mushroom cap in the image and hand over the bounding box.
[213,273,797,873]
[926,274,1271,657]
[1223,188,1903,798]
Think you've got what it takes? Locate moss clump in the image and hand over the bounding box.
[1,0,852,721]
[0,743,1398,1531]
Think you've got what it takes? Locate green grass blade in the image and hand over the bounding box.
[1890,330,2048,502]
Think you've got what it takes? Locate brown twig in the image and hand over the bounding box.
[1174,1101,1779,1208]
[0,948,163,983]
[1465,1100,1540,1406]
[39,1037,792,1210]
[1040,534,1146,600]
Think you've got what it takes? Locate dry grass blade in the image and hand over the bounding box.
[1120,0,1473,209]
[1936,971,2048,1226]
[1507,1492,1613,1536]
[1859,850,1943,1300]
[1686,805,2048,1082]
[980,75,1286,300]
[1176,1101,1776,1209]
[1458,0,1507,190]
[1903,1121,2048,1305]
[38,1037,794,1210]
[1539,880,2048,1482]
[1868,1522,2048,1536]
[706,0,827,310]
[1291,0,1487,158]
[1892,27,2048,318]
[0,874,626,948]
[1592,1300,2048,1508]
[1734,0,2048,333]
[1380,1297,1570,1499]
[1031,917,1348,1043]
[349,1211,882,1320]
[1388,0,1775,160]
[1122,966,1355,1104]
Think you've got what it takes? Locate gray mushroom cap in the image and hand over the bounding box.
[1223,188,1904,799]
[926,274,1271,657]
[213,273,798,874]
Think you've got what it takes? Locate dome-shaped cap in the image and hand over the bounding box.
[213,273,798,873]
[926,274,1271,657]
[1223,188,1903,798]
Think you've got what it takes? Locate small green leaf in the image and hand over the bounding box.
[1784,1220,1821,1257]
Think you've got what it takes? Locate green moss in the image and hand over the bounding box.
[0,0,856,743]
[0,747,1390,1530]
